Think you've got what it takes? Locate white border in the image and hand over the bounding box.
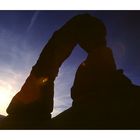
[0,130,140,140]
[0,0,139,10]
[0,0,140,140]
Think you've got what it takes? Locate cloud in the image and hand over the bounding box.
[26,11,39,33]
[0,27,37,115]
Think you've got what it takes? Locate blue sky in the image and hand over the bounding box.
[0,11,140,116]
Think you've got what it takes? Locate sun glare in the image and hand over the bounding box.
[0,80,16,116]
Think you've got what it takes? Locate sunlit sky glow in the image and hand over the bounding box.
[0,11,140,117]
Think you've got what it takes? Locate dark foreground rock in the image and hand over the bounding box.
[1,83,140,129]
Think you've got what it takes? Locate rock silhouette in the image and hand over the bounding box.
[0,14,140,129]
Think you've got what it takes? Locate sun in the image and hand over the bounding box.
[0,80,15,116]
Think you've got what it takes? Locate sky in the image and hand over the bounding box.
[0,11,140,117]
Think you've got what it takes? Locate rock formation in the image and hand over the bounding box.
[0,14,140,129]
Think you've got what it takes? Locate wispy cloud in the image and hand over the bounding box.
[0,27,36,115]
[26,11,39,32]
